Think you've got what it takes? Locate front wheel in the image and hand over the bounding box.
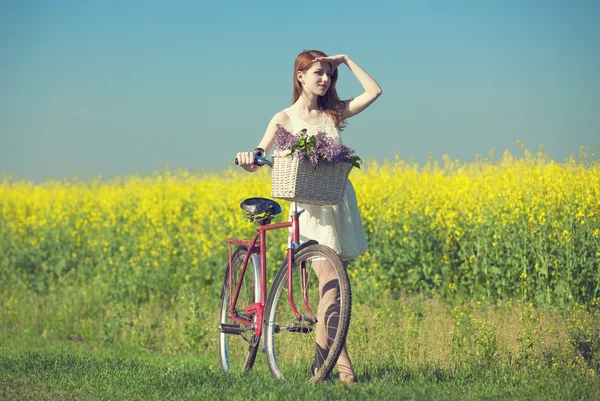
[264,244,351,383]
[219,246,260,373]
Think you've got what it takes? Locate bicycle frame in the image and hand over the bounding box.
[225,208,316,338]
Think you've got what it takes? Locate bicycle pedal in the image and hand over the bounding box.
[220,323,243,335]
[287,324,313,334]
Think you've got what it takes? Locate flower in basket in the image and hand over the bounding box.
[274,125,362,170]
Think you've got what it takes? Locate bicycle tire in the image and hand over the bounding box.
[263,244,352,383]
[218,246,260,373]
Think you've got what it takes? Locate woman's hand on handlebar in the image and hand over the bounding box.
[236,152,259,172]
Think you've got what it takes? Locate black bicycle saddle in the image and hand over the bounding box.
[240,198,282,215]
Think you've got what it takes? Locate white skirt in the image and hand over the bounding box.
[288,180,368,262]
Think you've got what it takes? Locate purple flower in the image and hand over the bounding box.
[274,125,299,151]
[274,126,361,168]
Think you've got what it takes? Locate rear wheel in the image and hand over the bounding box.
[219,246,260,373]
[264,244,351,383]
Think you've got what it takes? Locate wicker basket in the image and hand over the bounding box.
[271,155,352,205]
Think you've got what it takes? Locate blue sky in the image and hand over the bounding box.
[1,0,599,181]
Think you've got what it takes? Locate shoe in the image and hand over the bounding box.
[339,374,357,385]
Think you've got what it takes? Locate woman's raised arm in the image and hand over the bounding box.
[315,54,383,119]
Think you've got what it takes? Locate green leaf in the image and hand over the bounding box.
[350,155,363,169]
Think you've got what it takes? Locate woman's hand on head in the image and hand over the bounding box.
[236,151,259,173]
[313,54,348,70]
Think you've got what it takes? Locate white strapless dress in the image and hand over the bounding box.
[279,107,368,262]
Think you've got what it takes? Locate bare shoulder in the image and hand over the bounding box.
[271,110,290,126]
[270,110,291,129]
[258,110,292,154]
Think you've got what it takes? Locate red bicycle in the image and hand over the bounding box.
[219,148,352,383]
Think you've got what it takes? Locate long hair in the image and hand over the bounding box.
[292,50,347,131]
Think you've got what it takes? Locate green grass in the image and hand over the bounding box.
[2,298,600,401]
[0,338,596,401]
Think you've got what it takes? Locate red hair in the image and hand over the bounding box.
[293,50,347,131]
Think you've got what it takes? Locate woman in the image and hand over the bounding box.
[236,49,382,383]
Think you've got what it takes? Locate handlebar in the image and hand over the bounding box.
[235,148,273,168]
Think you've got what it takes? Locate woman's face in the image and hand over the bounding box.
[299,61,333,96]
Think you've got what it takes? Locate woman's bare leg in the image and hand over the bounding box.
[311,259,355,381]
[337,343,355,381]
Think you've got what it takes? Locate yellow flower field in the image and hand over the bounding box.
[1,149,599,308]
